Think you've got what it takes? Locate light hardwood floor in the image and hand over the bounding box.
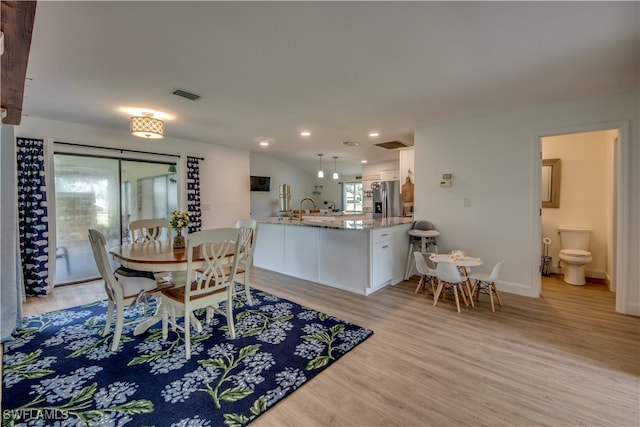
[19,271,640,427]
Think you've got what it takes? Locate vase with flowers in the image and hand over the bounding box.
[170,210,190,249]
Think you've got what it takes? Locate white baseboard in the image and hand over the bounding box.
[496,280,539,298]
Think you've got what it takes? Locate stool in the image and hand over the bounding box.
[404,227,439,280]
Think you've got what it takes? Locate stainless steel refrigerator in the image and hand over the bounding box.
[371,180,402,219]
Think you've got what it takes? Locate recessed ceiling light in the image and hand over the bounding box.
[369,132,379,137]
[361,160,368,164]
[260,141,269,146]
[300,131,311,137]
[343,141,358,147]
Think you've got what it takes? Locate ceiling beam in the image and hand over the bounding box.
[1,1,37,125]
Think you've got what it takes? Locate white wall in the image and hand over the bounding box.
[541,130,615,281]
[249,152,315,218]
[16,117,250,229]
[414,89,639,316]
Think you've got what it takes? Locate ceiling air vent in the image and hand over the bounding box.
[375,140,410,149]
[172,89,201,101]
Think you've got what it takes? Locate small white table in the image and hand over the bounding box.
[429,254,483,270]
[429,254,483,307]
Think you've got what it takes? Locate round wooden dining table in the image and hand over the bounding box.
[109,241,209,335]
[109,240,238,335]
[109,240,202,272]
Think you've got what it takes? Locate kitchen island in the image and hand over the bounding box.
[254,216,413,295]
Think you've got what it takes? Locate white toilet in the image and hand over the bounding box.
[557,227,592,285]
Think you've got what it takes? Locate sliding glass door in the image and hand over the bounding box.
[54,156,120,285]
[120,160,178,243]
[54,155,177,285]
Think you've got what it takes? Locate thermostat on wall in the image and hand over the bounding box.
[440,173,452,187]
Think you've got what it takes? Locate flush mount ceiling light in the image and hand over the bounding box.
[301,131,311,137]
[317,153,324,178]
[369,132,379,137]
[332,156,339,180]
[130,112,164,139]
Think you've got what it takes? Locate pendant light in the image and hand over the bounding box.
[317,154,324,178]
[332,156,339,180]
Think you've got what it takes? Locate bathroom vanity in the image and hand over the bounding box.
[254,216,413,295]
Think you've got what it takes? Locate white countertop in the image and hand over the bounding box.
[257,216,414,230]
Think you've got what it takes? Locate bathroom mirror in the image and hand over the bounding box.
[542,158,561,208]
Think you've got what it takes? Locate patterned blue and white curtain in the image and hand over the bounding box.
[186,156,202,233]
[17,137,50,296]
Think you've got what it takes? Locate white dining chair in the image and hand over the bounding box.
[413,251,437,295]
[469,260,505,312]
[88,229,158,351]
[129,218,171,243]
[433,261,472,313]
[234,219,258,304]
[159,227,241,359]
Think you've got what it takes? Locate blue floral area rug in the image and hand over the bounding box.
[2,287,373,426]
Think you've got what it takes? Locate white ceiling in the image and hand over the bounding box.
[23,1,639,175]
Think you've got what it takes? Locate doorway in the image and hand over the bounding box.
[541,130,616,289]
[535,121,629,313]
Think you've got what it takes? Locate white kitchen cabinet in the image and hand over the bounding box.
[379,169,399,181]
[361,174,380,191]
[254,220,412,295]
[368,225,411,293]
[399,148,414,184]
[371,239,393,289]
[369,226,406,291]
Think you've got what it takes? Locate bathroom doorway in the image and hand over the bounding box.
[536,121,629,313]
[541,130,616,290]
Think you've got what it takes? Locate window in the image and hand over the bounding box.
[343,182,363,212]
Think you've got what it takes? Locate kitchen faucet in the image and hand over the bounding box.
[298,197,317,221]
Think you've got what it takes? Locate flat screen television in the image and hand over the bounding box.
[250,176,271,192]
